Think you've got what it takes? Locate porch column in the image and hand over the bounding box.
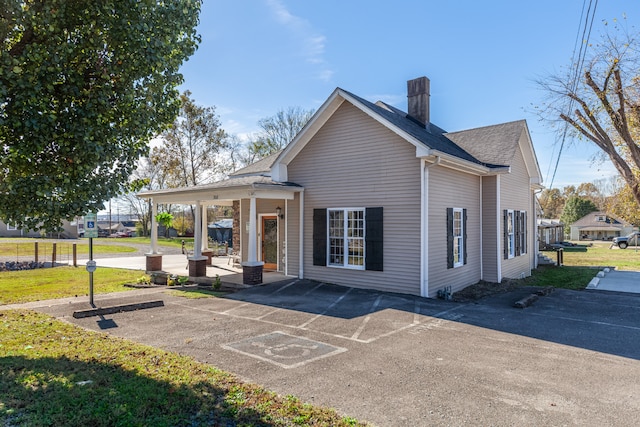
[201,204,213,266]
[248,197,257,262]
[188,200,207,277]
[242,196,264,285]
[151,201,158,253]
[146,200,162,272]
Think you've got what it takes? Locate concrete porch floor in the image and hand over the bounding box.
[72,254,289,287]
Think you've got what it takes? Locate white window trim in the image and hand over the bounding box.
[507,209,515,259]
[327,207,365,270]
[453,207,464,268]
[6,223,17,231]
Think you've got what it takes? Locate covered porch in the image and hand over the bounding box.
[137,176,303,286]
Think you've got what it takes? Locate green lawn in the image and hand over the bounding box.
[0,267,146,305]
[0,310,364,426]
[559,241,640,270]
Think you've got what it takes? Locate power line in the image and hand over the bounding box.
[547,0,599,189]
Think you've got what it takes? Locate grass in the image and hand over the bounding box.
[126,236,194,249]
[0,267,146,305]
[0,310,365,426]
[559,241,640,270]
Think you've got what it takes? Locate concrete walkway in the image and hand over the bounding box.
[588,269,640,294]
[73,253,289,286]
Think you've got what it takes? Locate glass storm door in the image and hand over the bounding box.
[261,216,278,271]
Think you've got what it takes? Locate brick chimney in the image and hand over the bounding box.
[407,76,430,129]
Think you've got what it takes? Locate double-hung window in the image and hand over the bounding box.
[313,207,383,271]
[506,210,515,259]
[328,208,365,269]
[504,209,527,259]
[447,207,467,269]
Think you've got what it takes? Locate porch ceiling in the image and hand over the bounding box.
[137,175,303,205]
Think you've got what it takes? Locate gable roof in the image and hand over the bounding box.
[445,120,525,166]
[230,150,282,177]
[273,87,540,181]
[571,211,630,227]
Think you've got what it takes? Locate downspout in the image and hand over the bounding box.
[479,176,483,280]
[421,156,440,298]
[299,190,304,279]
[496,175,502,282]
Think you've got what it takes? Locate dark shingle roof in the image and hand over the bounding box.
[230,150,283,177]
[340,89,509,169]
[445,120,526,167]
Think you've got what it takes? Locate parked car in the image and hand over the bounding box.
[612,232,640,249]
[110,231,130,238]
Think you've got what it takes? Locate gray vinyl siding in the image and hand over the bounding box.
[287,102,422,295]
[427,166,481,297]
[500,139,533,279]
[481,175,499,282]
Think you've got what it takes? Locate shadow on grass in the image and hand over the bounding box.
[0,355,272,426]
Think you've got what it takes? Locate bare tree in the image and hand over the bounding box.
[538,22,640,207]
[151,91,229,187]
[248,106,315,160]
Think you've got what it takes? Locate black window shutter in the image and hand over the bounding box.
[463,208,468,265]
[515,210,521,256]
[365,207,383,271]
[446,208,454,269]
[313,209,327,266]
[503,210,508,260]
[523,211,527,255]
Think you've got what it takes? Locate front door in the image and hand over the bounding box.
[261,216,278,271]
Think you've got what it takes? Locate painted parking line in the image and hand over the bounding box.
[166,287,467,344]
[297,287,353,328]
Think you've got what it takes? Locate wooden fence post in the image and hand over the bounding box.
[52,243,56,267]
[73,243,77,267]
[34,242,38,264]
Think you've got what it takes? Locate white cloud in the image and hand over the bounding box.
[265,0,333,81]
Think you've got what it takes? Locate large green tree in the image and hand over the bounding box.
[0,0,201,231]
[560,196,598,236]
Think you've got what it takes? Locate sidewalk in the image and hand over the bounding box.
[73,253,288,286]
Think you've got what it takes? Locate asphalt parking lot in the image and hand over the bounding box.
[18,280,640,426]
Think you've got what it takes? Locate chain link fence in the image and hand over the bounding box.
[0,241,79,268]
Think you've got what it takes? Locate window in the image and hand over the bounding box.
[313,207,383,271]
[6,223,17,231]
[328,208,365,269]
[504,209,527,259]
[447,208,467,269]
[506,210,515,259]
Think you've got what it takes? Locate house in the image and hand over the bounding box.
[138,76,542,297]
[0,218,81,238]
[537,219,564,249]
[570,211,637,241]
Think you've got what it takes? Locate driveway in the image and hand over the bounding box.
[13,280,640,426]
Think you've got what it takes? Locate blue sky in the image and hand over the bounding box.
[177,0,636,190]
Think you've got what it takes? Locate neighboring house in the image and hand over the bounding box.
[537,219,564,249]
[0,218,81,238]
[570,211,637,241]
[139,76,542,297]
